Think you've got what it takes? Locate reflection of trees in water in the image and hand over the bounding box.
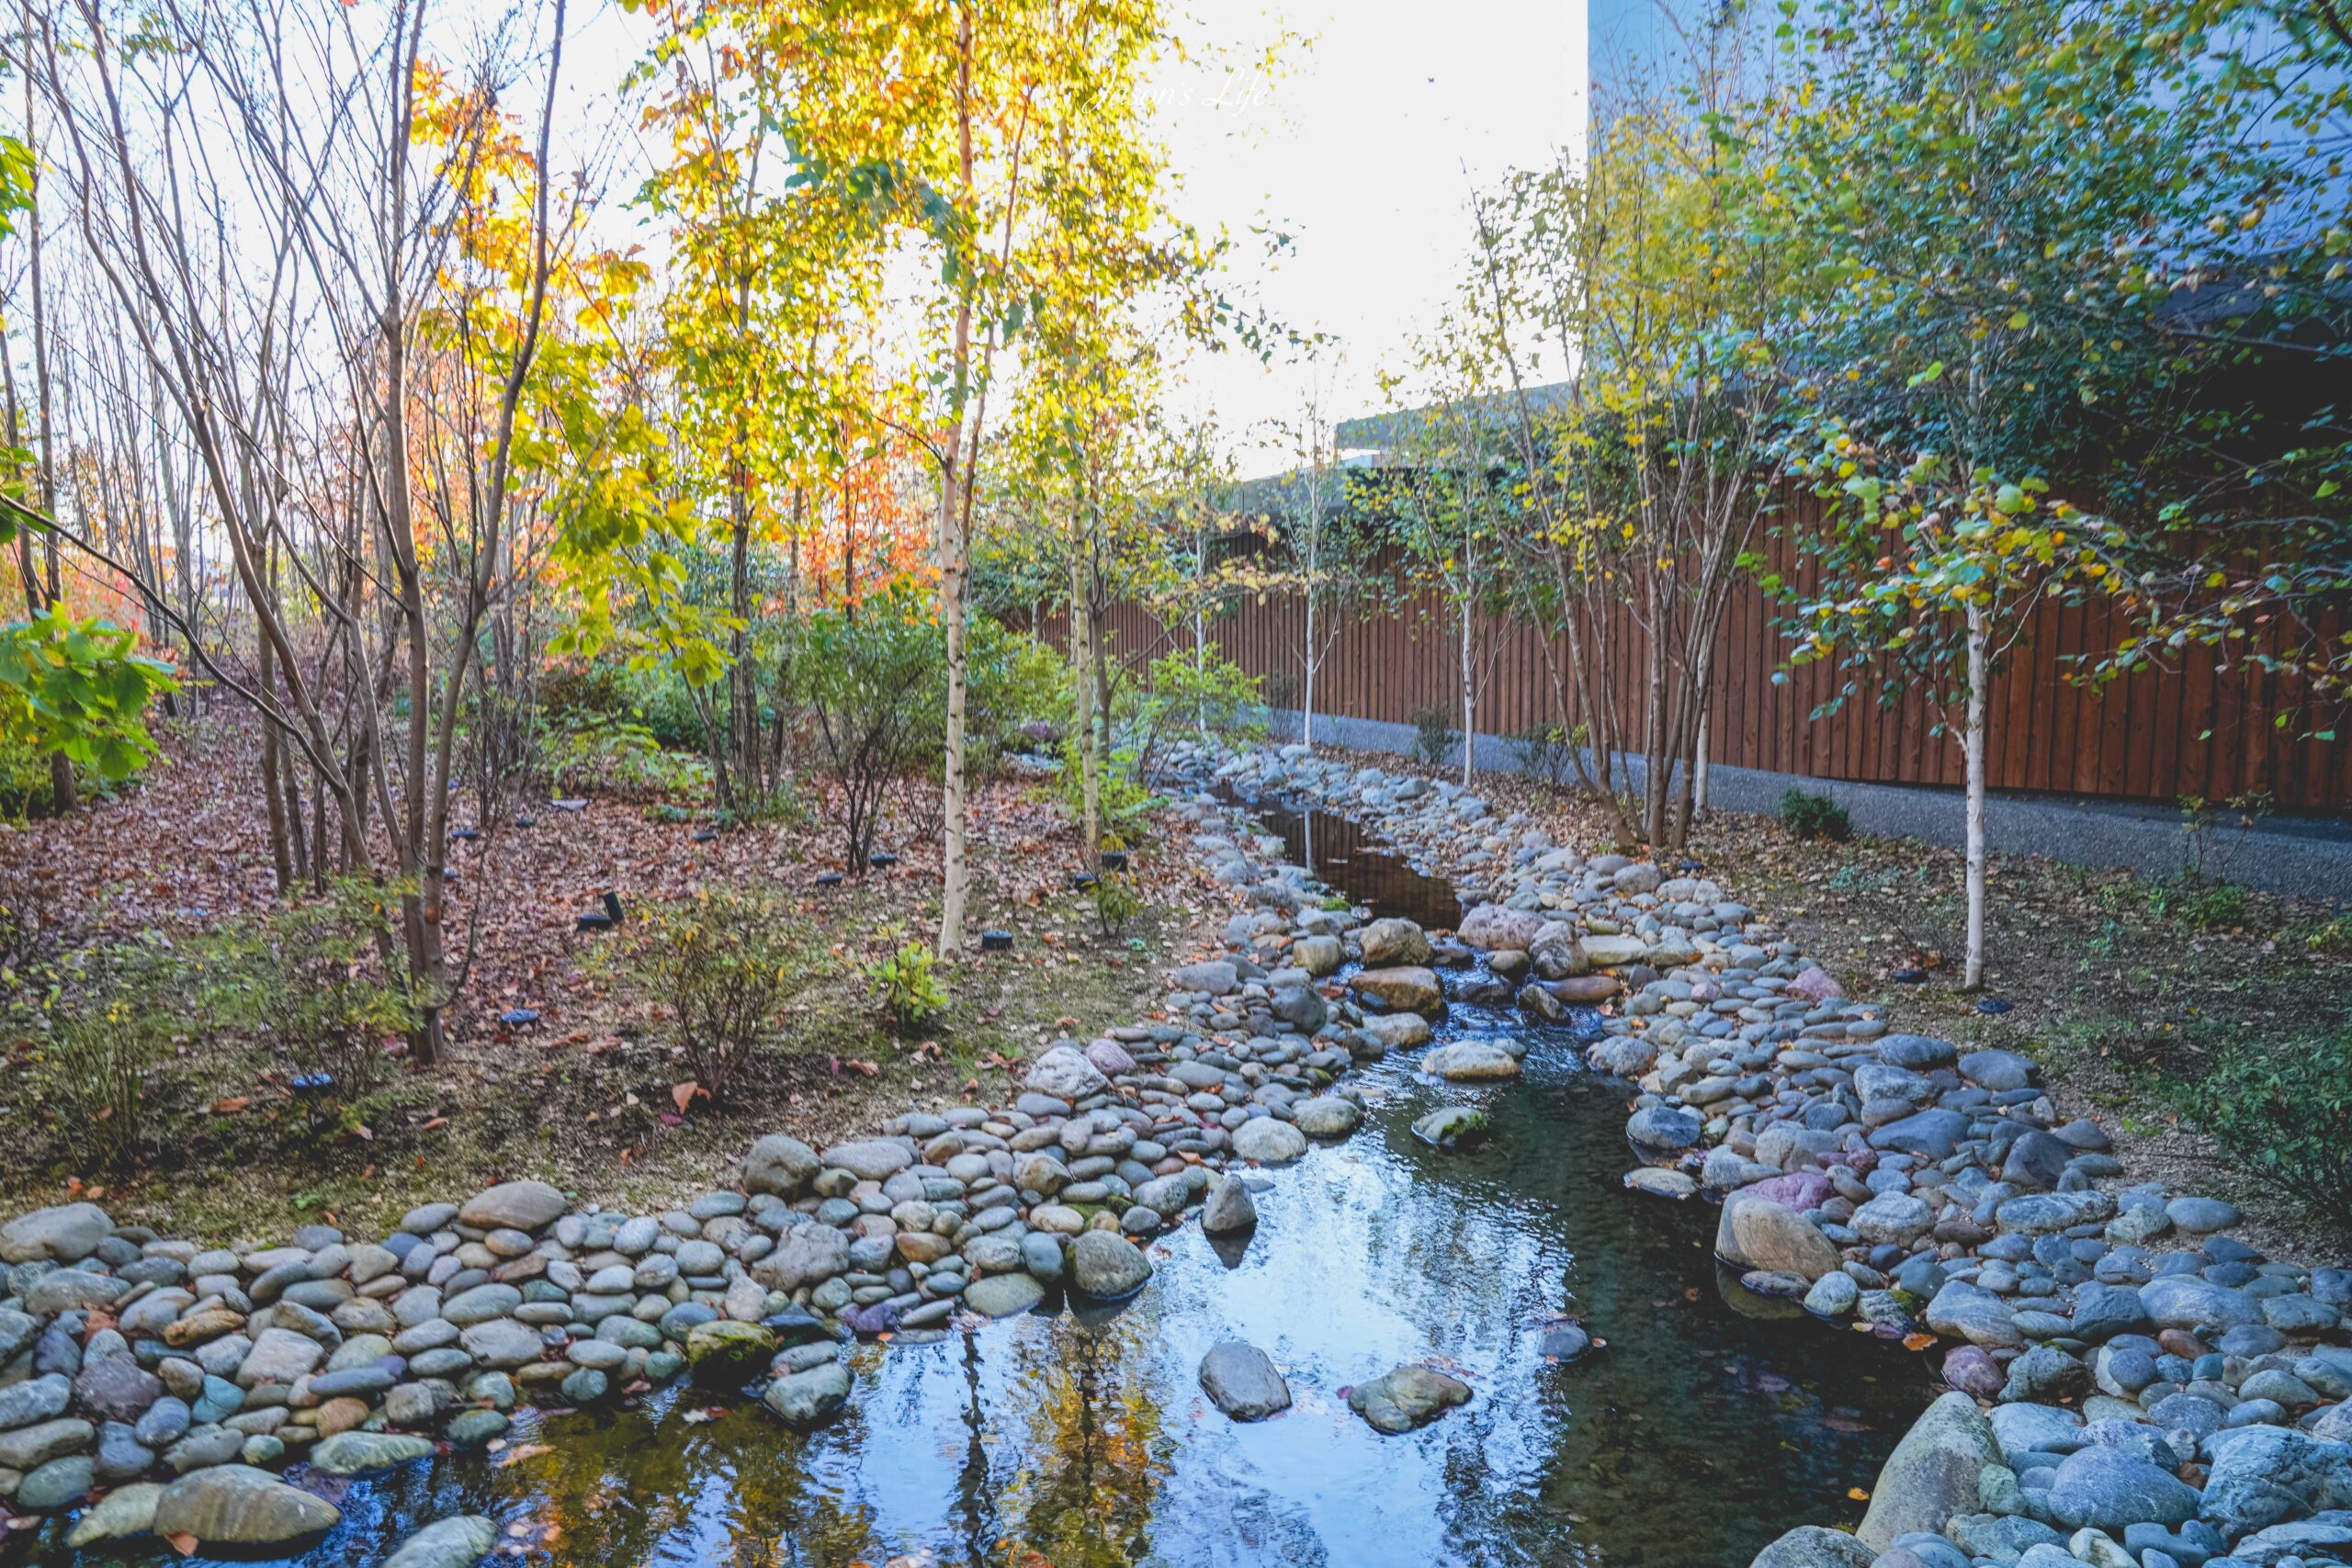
[989,1310,1173,1567]
[516,1401,880,1568]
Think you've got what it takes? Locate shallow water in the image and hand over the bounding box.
[9,804,1931,1568]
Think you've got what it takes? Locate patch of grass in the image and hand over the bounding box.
[2160,1021,2352,1236]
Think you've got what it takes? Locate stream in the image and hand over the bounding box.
[17,795,1929,1568]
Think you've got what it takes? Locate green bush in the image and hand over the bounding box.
[1779,788,1852,841]
[2132,873,2249,931]
[203,879,422,1106]
[865,940,947,1033]
[1128,650,1264,777]
[625,888,815,1100]
[792,588,948,869]
[1410,705,1456,768]
[1510,721,1584,794]
[1057,737,1158,839]
[0,732,56,818]
[967,618,1069,767]
[1092,870,1143,938]
[37,1004,175,1172]
[2165,1026,2352,1231]
[2299,911,2352,954]
[543,713,709,798]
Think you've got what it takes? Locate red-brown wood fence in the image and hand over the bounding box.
[1051,523,2351,816]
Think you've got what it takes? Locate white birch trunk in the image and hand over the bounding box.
[1963,600,1989,989]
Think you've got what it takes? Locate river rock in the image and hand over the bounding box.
[1459,905,1544,952]
[1749,1525,1875,1568]
[384,1516,500,1568]
[1350,966,1445,1016]
[1358,918,1433,967]
[2199,1426,2352,1538]
[1024,1044,1111,1101]
[1412,1106,1490,1151]
[1362,1011,1432,1050]
[1293,1097,1362,1137]
[64,1481,163,1548]
[1857,1392,2001,1551]
[1717,1192,1841,1282]
[1420,1043,1520,1081]
[1198,1341,1293,1421]
[2038,1446,2199,1531]
[1626,1105,1702,1159]
[1231,1118,1309,1164]
[820,1140,913,1181]
[743,1134,821,1198]
[152,1464,341,1545]
[1347,1364,1472,1434]
[963,1273,1046,1317]
[0,1202,113,1264]
[1200,1175,1258,1235]
[1069,1232,1152,1300]
[457,1180,567,1233]
[763,1361,853,1426]
[311,1431,435,1476]
[685,1320,775,1375]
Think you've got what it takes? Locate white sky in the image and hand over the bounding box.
[556,0,1587,478]
[1153,0,1586,474]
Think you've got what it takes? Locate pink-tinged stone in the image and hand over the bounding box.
[1744,1171,1834,1212]
[1786,967,1845,1002]
[1084,1040,1136,1077]
[1942,1345,2004,1399]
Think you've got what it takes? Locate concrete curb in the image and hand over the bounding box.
[1266,708,2352,905]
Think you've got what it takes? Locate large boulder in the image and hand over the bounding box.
[1349,966,1445,1016]
[457,1180,568,1233]
[1231,1118,1310,1164]
[0,1202,114,1264]
[1748,1526,1875,1568]
[742,1134,821,1198]
[2200,1427,2352,1539]
[1358,918,1433,968]
[1856,1392,2001,1551]
[151,1465,341,1546]
[1069,1232,1152,1300]
[1459,904,1544,952]
[1716,1193,1842,1282]
[1197,1342,1293,1421]
[2038,1445,2200,1531]
[1023,1044,1111,1101]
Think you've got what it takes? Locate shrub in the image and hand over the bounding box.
[544,713,709,798]
[1058,737,1158,840]
[2165,1026,2352,1232]
[1779,788,1852,841]
[791,587,947,869]
[1409,704,1457,767]
[2134,873,2249,931]
[37,1003,175,1171]
[1510,721,1584,794]
[626,889,813,1100]
[865,941,947,1033]
[967,618,1069,768]
[1092,870,1143,938]
[204,879,422,1103]
[1127,650,1266,778]
[2300,912,2352,954]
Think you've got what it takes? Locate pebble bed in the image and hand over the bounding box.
[0,761,1491,1560]
[6,739,2346,1567]
[1208,740,2352,1568]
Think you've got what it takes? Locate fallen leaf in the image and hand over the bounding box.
[165,1533,199,1557]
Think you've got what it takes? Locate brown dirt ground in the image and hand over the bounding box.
[1328,748,2352,1261]
[0,716,1238,1245]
